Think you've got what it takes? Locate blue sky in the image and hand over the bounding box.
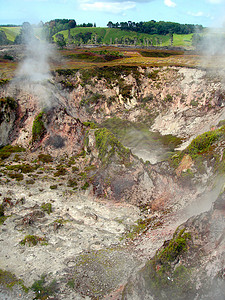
[0,0,225,27]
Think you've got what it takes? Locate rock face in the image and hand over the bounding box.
[122,191,225,300]
[0,63,225,299]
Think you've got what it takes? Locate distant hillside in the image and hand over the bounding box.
[0,25,194,49]
[0,27,21,42]
[55,27,194,48]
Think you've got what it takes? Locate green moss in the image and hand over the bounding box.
[41,203,52,214]
[0,269,28,291]
[31,274,57,300]
[0,204,7,225]
[6,163,35,173]
[125,216,163,240]
[0,96,17,110]
[67,178,78,188]
[26,179,35,184]
[54,165,67,177]
[141,93,154,103]
[170,127,225,171]
[164,94,173,102]
[186,130,221,157]
[38,153,53,163]
[157,228,191,263]
[83,121,98,129]
[56,68,78,76]
[80,65,140,86]
[94,128,131,166]
[81,181,90,190]
[72,166,79,172]
[32,112,47,143]
[0,79,10,86]
[8,172,24,181]
[0,145,25,160]
[20,235,47,246]
[50,184,57,190]
[190,99,198,107]
[141,228,194,299]
[147,69,160,80]
[0,204,4,216]
[120,83,133,99]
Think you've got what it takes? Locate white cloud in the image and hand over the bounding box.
[80,1,136,13]
[207,0,225,3]
[164,0,176,8]
[188,11,204,17]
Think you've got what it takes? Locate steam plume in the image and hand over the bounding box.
[13,23,55,108]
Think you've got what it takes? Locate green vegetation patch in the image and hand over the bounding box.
[94,128,131,166]
[67,248,134,299]
[38,153,53,163]
[0,268,28,291]
[83,121,98,129]
[55,68,78,77]
[125,216,163,240]
[186,130,221,156]
[80,65,140,85]
[54,165,67,176]
[0,204,7,225]
[0,96,17,110]
[32,112,47,143]
[140,50,184,57]
[139,228,195,299]
[31,274,57,300]
[170,126,225,170]
[20,235,47,246]
[7,172,24,181]
[41,202,52,214]
[6,163,36,173]
[0,79,10,86]
[0,145,25,160]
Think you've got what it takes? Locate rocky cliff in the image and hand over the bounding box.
[0,62,224,299]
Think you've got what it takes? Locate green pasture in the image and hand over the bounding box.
[55,27,194,48]
[0,27,20,41]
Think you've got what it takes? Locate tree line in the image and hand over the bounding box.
[107,20,203,35]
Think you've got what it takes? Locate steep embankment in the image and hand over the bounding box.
[0,64,224,299]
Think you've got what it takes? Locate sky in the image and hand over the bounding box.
[0,0,225,28]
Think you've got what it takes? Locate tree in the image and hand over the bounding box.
[107,21,113,28]
[0,30,9,45]
[68,19,76,29]
[14,22,34,44]
[56,33,66,49]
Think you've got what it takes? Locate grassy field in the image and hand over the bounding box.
[0,27,43,42]
[0,26,194,48]
[55,27,194,48]
[0,27,21,42]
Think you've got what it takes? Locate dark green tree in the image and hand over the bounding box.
[56,33,66,49]
[0,30,9,45]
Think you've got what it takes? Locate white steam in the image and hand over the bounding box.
[17,38,52,83]
[12,25,55,109]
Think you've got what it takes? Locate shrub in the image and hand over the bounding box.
[94,128,131,166]
[0,145,25,160]
[50,184,57,190]
[32,112,47,143]
[0,96,17,110]
[38,154,53,163]
[8,172,24,181]
[41,203,52,214]
[54,165,67,177]
[31,274,57,299]
[186,130,221,156]
[6,163,35,173]
[164,94,173,102]
[20,235,47,246]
